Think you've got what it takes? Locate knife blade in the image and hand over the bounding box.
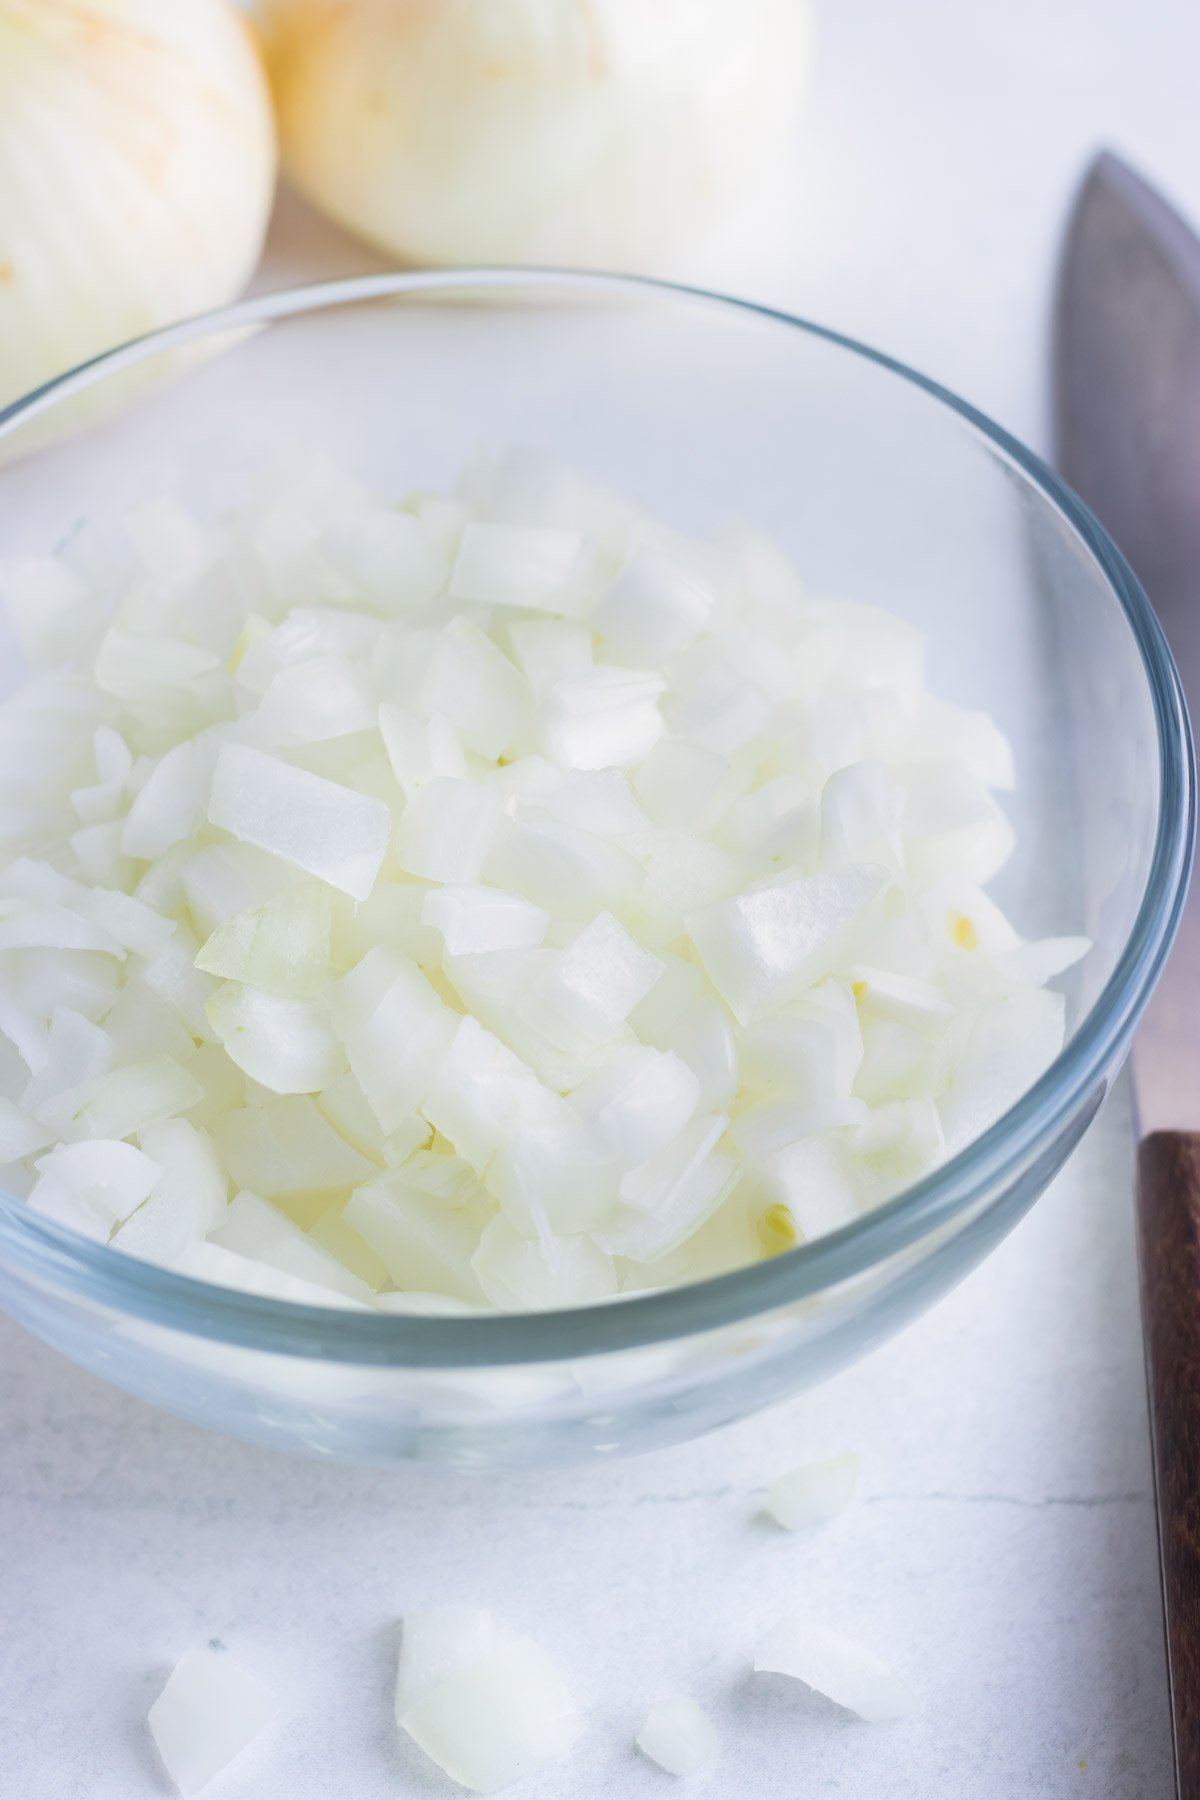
[1056,150,1200,1799]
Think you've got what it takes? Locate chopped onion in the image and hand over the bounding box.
[395,1608,507,1718]
[450,522,594,616]
[534,912,664,1043]
[195,881,332,998]
[29,1138,161,1238]
[205,984,344,1096]
[211,1189,371,1301]
[753,1616,919,1721]
[0,446,1085,1312]
[422,885,550,957]
[345,1168,488,1303]
[765,1451,860,1530]
[208,743,390,901]
[148,1648,276,1797]
[636,1695,719,1776]
[395,778,503,884]
[688,866,886,1026]
[397,1609,579,1794]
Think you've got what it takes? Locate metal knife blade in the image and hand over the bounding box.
[1056,151,1200,1132]
[1056,151,1200,1800]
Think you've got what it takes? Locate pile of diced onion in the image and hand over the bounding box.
[0,447,1086,1313]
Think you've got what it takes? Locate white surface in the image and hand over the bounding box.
[4,1,1197,1794]
[0,1086,1171,1799]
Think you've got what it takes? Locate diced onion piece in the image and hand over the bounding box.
[253,656,375,745]
[320,505,446,613]
[70,1055,205,1143]
[472,1215,618,1310]
[142,937,219,1040]
[908,694,1016,790]
[116,1121,228,1265]
[599,1115,735,1262]
[753,1616,919,1721]
[541,667,667,771]
[487,1110,620,1238]
[754,1132,861,1241]
[345,1170,487,1303]
[0,902,122,957]
[21,1006,114,1127]
[422,1014,618,1235]
[122,738,215,864]
[636,1696,719,1776]
[148,1649,276,1798]
[995,936,1090,986]
[765,1451,860,1530]
[410,618,531,761]
[851,966,953,1038]
[206,984,344,1096]
[501,757,647,840]
[671,996,740,1110]
[594,531,720,661]
[30,1138,161,1235]
[0,1095,50,1162]
[688,866,886,1025]
[572,1047,699,1167]
[902,758,1015,886]
[535,912,663,1043]
[634,737,732,830]
[486,812,644,917]
[398,1619,579,1794]
[213,1096,376,1196]
[211,1189,372,1301]
[449,521,592,615]
[396,1609,508,1718]
[504,618,593,693]
[395,778,503,884]
[308,1200,391,1289]
[208,743,389,901]
[820,761,903,874]
[666,664,770,755]
[332,947,455,1132]
[174,1240,370,1308]
[195,881,332,998]
[938,988,1065,1154]
[422,1016,558,1179]
[182,841,293,936]
[378,703,467,797]
[422,885,549,956]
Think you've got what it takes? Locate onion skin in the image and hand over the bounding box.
[0,0,276,411]
[264,0,813,271]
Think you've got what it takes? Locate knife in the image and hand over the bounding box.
[1056,151,1200,1798]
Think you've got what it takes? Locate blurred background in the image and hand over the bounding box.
[3,0,1198,457]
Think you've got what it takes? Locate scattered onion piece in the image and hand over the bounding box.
[396,1608,579,1793]
[753,1616,919,1721]
[636,1695,719,1776]
[764,1451,860,1530]
[147,1648,276,1797]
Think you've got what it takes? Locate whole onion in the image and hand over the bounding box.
[0,0,276,412]
[263,0,813,272]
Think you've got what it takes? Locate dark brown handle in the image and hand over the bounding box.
[1138,1130,1200,1799]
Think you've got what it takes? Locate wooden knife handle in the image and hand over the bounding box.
[1138,1131,1200,1797]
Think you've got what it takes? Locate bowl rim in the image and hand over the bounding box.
[0,266,1192,1367]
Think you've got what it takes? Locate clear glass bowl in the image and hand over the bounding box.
[0,273,1190,1470]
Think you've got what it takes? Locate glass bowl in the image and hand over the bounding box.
[0,272,1189,1470]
